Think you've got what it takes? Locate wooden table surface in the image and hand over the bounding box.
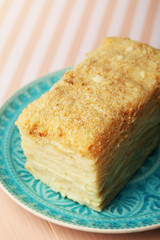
[0,0,160,239]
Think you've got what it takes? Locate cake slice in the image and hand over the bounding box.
[15,37,160,211]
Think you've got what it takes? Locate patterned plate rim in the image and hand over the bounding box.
[1,181,160,234]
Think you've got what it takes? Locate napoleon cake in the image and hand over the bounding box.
[15,37,160,211]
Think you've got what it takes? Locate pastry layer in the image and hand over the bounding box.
[19,96,160,211]
[16,37,160,211]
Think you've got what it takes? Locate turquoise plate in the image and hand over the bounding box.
[0,68,160,233]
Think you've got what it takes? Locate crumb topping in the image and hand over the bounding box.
[16,37,160,158]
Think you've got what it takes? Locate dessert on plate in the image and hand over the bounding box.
[16,37,160,211]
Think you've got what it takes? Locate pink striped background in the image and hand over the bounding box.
[0,0,160,239]
[0,0,160,106]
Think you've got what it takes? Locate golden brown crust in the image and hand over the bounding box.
[16,37,160,159]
